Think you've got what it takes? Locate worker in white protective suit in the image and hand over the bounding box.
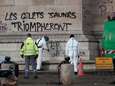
[36,36,49,70]
[65,34,80,75]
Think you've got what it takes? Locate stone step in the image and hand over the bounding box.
[15,69,115,86]
[17,60,96,72]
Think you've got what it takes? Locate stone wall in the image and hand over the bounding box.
[0,0,84,62]
[0,0,114,62]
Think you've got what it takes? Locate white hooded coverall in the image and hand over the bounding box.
[65,37,80,72]
[36,37,48,70]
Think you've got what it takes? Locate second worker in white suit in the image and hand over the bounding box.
[65,34,80,74]
[36,36,49,70]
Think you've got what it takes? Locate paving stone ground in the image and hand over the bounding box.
[17,71,115,86]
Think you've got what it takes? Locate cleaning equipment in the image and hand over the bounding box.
[78,58,85,77]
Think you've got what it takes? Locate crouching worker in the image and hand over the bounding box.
[1,56,19,77]
[0,70,17,86]
[0,56,18,86]
[20,33,38,79]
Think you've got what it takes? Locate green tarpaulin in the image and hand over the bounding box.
[102,20,115,58]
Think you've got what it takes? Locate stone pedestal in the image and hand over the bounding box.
[60,63,74,85]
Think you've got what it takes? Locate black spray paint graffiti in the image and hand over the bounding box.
[80,51,86,56]
[0,21,7,32]
[48,11,76,19]
[4,11,77,32]
[49,41,61,57]
[11,21,71,32]
[48,41,87,58]
[5,12,44,20]
[96,0,113,16]
[5,11,77,20]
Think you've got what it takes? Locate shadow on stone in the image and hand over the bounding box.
[109,81,115,84]
[48,82,62,85]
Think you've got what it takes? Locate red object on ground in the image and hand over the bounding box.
[78,58,85,77]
